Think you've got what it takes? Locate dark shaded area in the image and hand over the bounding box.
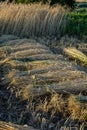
[0,0,76,8]
[50,0,75,8]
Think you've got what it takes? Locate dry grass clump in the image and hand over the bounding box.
[68,95,87,122]
[5,60,27,70]
[0,48,6,59]
[68,95,81,120]
[38,94,65,116]
[0,3,67,38]
[37,94,87,122]
[80,109,87,121]
[0,121,36,130]
[35,69,85,84]
[10,48,51,58]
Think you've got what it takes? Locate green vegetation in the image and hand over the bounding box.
[1,0,75,8]
[16,0,39,4]
[67,10,87,36]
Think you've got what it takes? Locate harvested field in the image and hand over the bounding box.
[0,35,87,130]
[0,2,87,129]
[1,35,87,97]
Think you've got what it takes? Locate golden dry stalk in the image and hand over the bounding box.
[0,121,38,130]
[64,47,87,66]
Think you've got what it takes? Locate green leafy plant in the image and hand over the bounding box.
[67,11,87,36]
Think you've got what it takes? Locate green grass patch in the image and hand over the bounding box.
[67,10,87,36]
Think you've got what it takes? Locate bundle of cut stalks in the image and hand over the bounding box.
[64,47,87,66]
[0,121,38,130]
